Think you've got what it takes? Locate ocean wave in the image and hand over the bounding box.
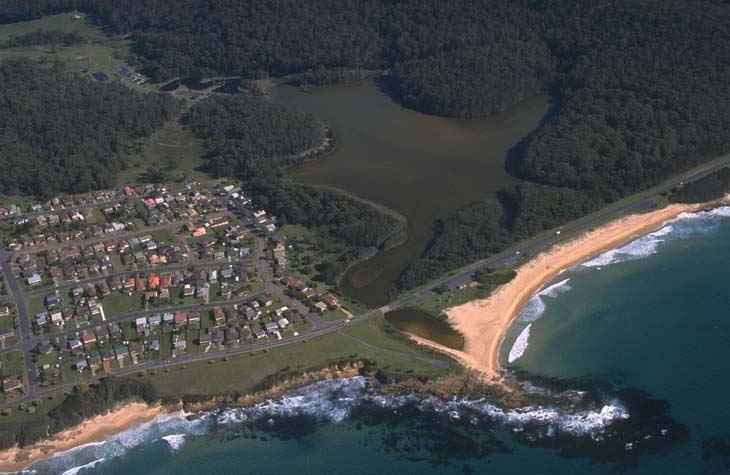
[505,279,572,364]
[28,410,208,475]
[508,324,532,363]
[517,278,572,324]
[580,226,673,268]
[217,376,369,426]
[216,377,629,441]
[581,205,730,269]
[26,376,636,473]
[60,458,105,475]
[161,434,186,452]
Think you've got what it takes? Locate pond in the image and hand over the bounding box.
[385,308,464,350]
[271,77,551,307]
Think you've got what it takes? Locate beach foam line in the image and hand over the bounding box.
[161,434,186,452]
[508,324,531,363]
[517,278,572,323]
[580,226,673,268]
[25,410,207,475]
[61,458,105,475]
[505,278,571,364]
[581,205,730,269]
[214,376,630,440]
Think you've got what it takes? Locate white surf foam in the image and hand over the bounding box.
[508,324,532,363]
[517,278,572,324]
[507,278,572,364]
[60,458,105,475]
[29,410,208,475]
[580,205,730,269]
[216,376,630,441]
[581,225,674,268]
[30,375,635,473]
[161,434,186,452]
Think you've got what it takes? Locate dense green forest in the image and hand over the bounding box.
[0,58,178,197]
[0,377,158,449]
[288,67,373,87]
[4,0,730,288]
[185,93,325,178]
[186,94,405,283]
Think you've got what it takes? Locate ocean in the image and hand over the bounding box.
[26,207,730,475]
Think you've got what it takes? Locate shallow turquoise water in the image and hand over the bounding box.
[32,207,730,474]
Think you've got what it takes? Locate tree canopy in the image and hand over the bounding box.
[0,58,178,197]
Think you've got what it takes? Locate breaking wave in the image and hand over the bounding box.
[517,278,572,324]
[28,411,209,475]
[161,434,186,452]
[215,377,629,440]
[24,375,689,474]
[581,205,730,269]
[504,278,572,364]
[60,458,105,475]
[508,324,532,363]
[580,226,674,268]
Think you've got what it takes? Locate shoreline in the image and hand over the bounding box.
[0,402,162,473]
[424,201,720,379]
[0,364,362,472]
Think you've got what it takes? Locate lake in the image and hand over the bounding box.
[385,308,465,350]
[271,78,551,307]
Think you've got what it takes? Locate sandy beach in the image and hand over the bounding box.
[0,402,162,473]
[427,202,711,379]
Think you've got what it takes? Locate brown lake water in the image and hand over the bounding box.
[271,78,550,307]
[385,308,465,350]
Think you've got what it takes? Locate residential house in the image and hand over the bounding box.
[174,312,188,327]
[81,331,97,347]
[2,378,22,392]
[322,293,340,309]
[213,306,225,325]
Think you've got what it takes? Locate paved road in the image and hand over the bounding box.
[0,248,39,392]
[2,155,730,409]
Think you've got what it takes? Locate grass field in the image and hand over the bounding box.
[0,12,105,43]
[0,351,27,403]
[138,316,459,397]
[118,118,208,186]
[0,390,65,427]
[0,13,155,93]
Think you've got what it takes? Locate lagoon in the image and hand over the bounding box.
[385,308,464,350]
[271,78,550,306]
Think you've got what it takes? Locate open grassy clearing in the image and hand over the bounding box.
[118,118,208,186]
[138,316,459,397]
[0,12,105,43]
